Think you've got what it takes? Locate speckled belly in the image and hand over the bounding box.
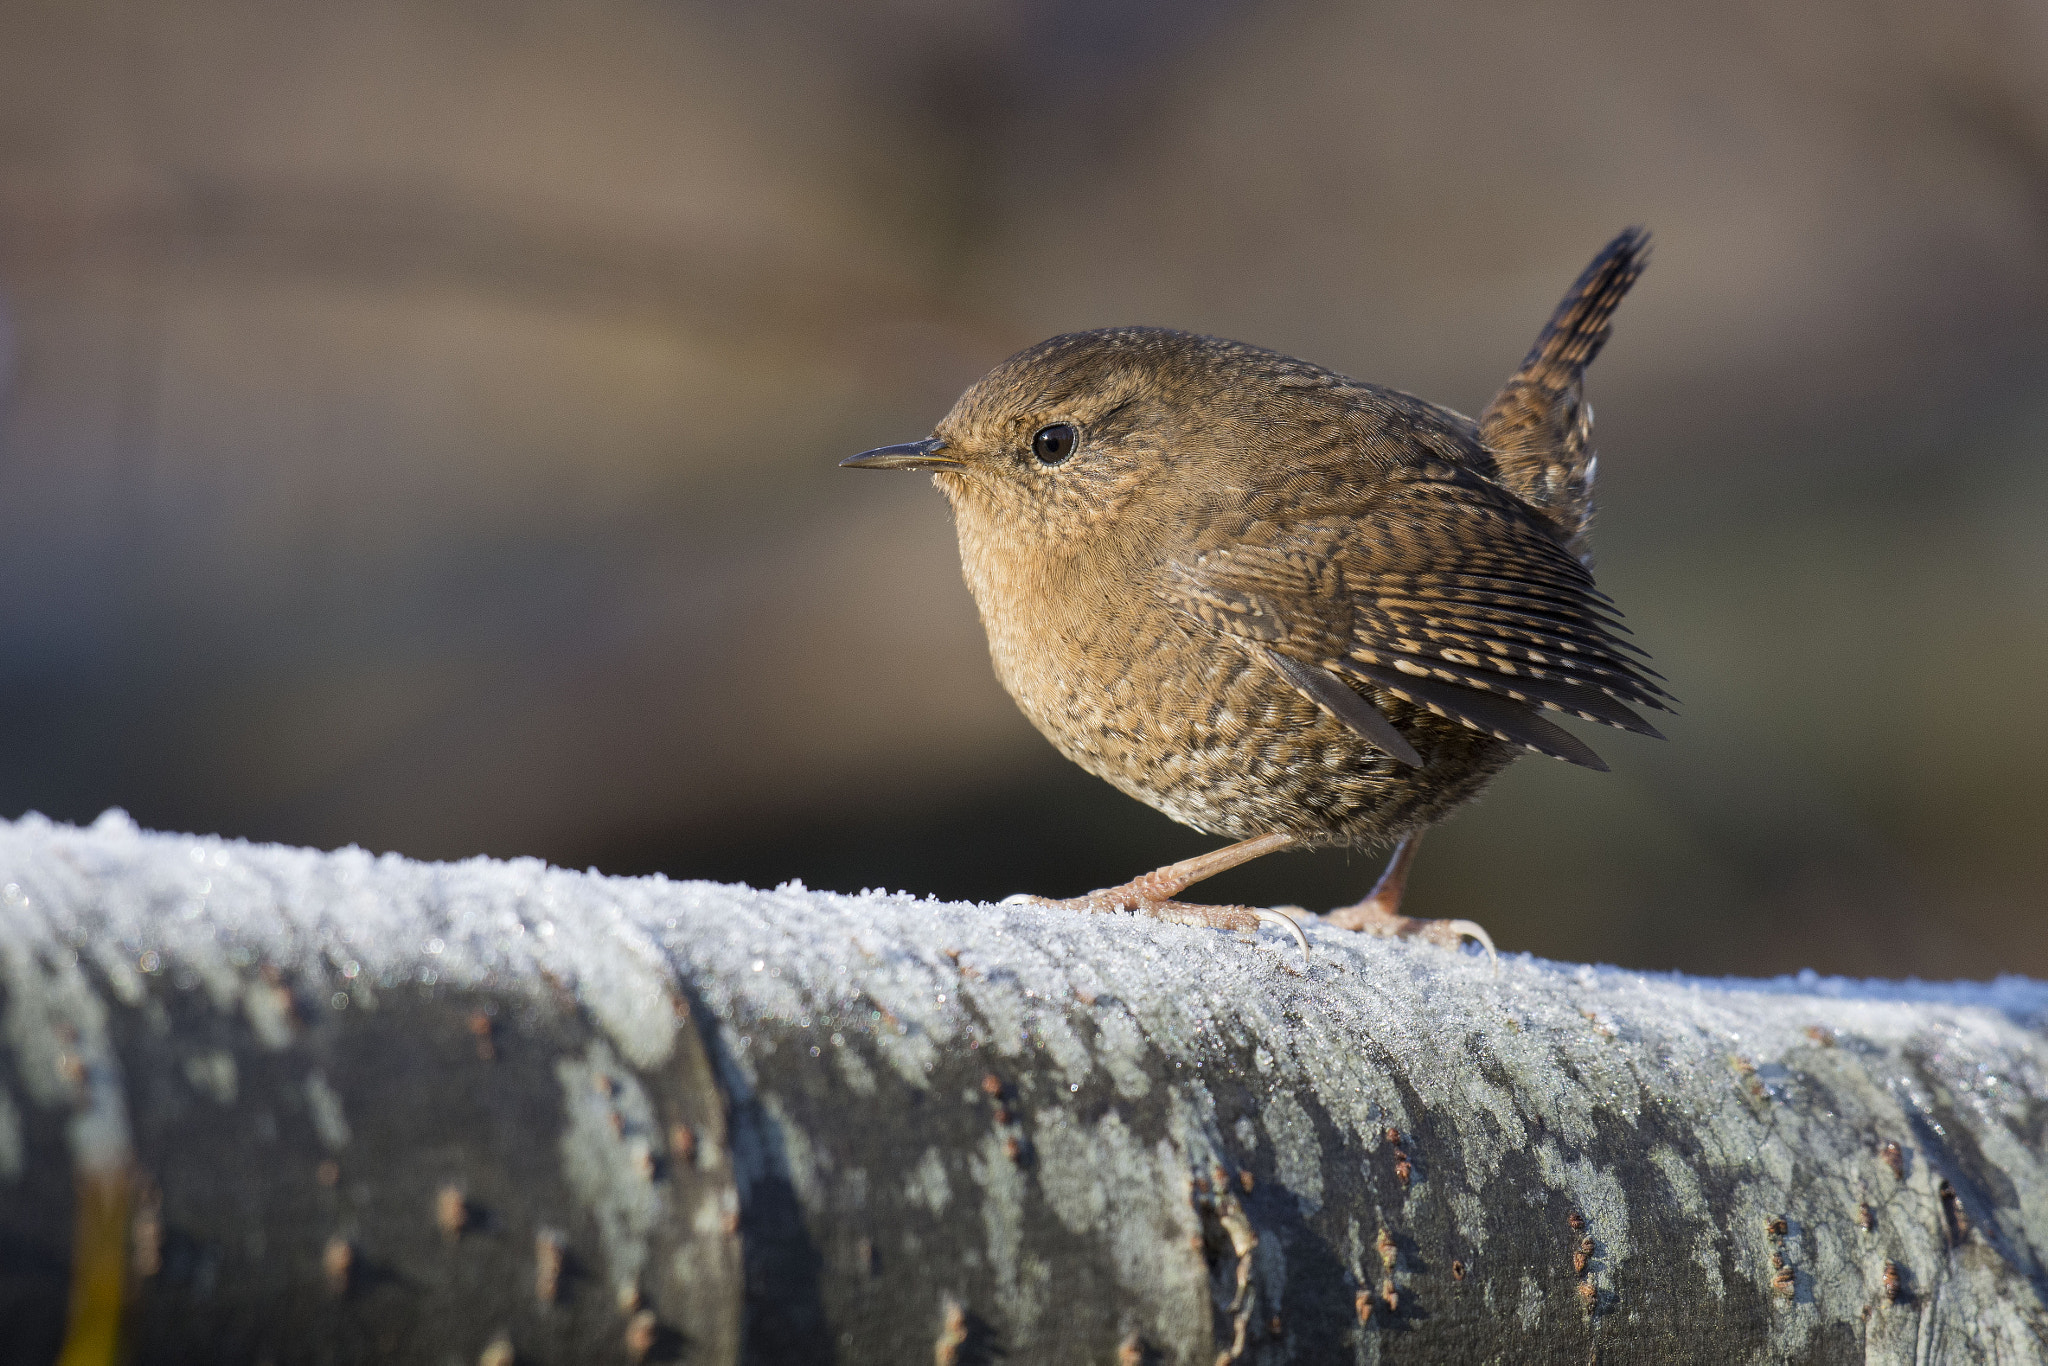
[985,599,1519,847]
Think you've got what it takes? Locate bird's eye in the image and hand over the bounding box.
[1031,423,1077,465]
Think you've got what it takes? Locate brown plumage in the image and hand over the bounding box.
[843,229,1665,960]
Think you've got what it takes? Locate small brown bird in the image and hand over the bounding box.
[843,230,1668,960]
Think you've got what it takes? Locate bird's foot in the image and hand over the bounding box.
[1314,832,1497,970]
[1320,899,1496,962]
[1004,887,1309,969]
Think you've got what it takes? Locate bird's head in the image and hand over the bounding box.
[842,327,1336,554]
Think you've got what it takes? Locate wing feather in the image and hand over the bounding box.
[1154,460,1670,765]
[1345,661,1611,770]
[1260,648,1423,766]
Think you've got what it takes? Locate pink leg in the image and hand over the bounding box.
[1008,832,1310,965]
[1321,833,1495,960]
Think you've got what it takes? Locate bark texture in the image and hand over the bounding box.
[1,813,2045,1365]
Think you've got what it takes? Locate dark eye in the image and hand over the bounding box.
[1031,423,1077,465]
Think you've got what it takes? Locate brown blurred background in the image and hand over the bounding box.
[3,0,2046,979]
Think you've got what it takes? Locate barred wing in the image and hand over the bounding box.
[1158,462,1671,769]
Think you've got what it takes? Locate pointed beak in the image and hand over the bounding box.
[839,438,961,471]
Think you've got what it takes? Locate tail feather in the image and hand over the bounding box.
[1479,227,1649,560]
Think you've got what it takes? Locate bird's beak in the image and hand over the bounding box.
[839,438,961,471]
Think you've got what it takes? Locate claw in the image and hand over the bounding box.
[1256,907,1312,969]
[1444,918,1499,975]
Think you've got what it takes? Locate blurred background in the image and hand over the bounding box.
[3,0,2046,979]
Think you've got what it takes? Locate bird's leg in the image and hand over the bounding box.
[1321,833,1496,961]
[1007,832,1310,964]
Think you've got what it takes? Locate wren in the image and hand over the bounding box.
[843,230,1668,962]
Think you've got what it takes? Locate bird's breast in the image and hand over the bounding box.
[952,513,1370,837]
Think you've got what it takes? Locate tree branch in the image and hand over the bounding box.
[1,813,2044,1363]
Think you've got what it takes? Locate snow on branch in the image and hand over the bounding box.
[1,812,2045,1363]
